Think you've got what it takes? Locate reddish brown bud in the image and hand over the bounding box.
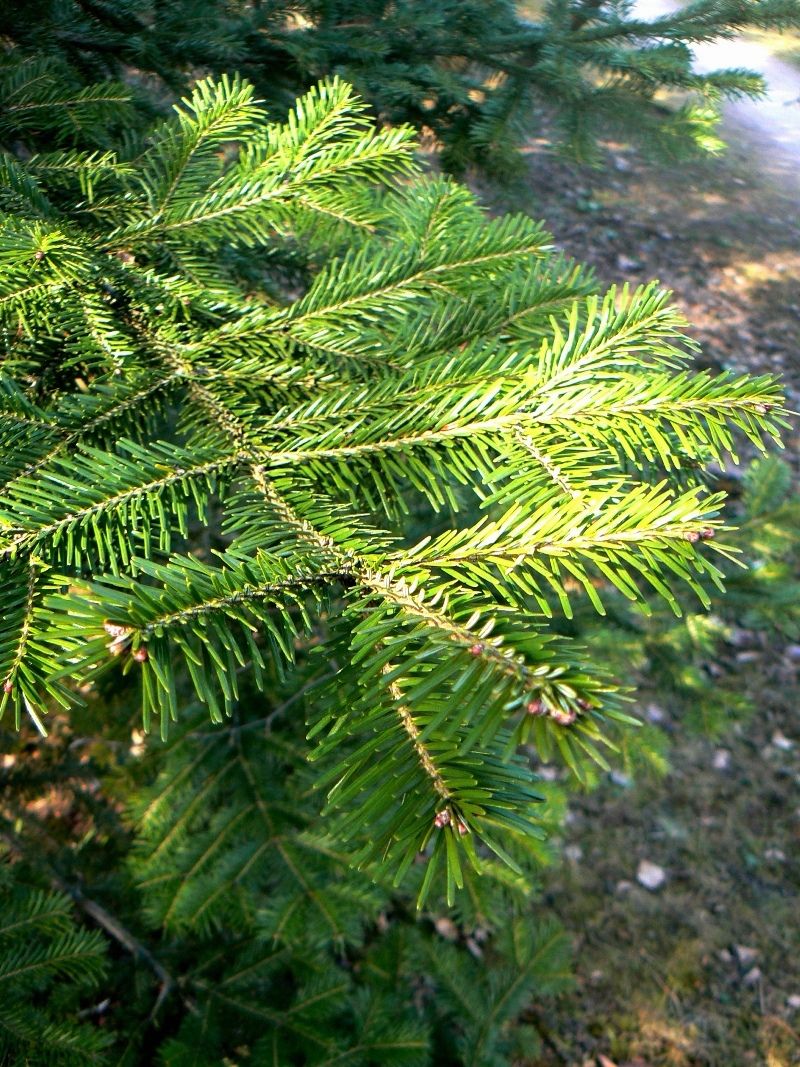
[700,527,716,541]
[434,810,451,828]
[34,251,44,261]
[684,530,701,543]
[468,643,484,657]
[754,403,771,415]
[3,679,13,694]
[577,698,592,711]
[132,646,149,663]
[550,708,577,727]
[107,639,128,657]
[457,820,469,836]
[103,620,132,639]
[526,699,546,716]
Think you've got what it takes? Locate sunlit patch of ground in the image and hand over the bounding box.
[747,29,800,72]
[531,672,800,1064]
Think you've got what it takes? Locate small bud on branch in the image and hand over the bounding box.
[526,699,546,716]
[550,708,577,726]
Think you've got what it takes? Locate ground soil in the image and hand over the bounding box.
[477,82,800,1067]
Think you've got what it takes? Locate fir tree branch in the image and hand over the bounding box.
[234,730,346,941]
[0,448,239,561]
[382,664,453,803]
[2,373,181,489]
[2,555,37,688]
[0,826,185,1018]
[514,429,579,499]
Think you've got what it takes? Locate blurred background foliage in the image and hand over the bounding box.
[4,0,800,176]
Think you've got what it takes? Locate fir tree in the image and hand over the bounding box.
[0,59,786,907]
[2,457,794,1063]
[3,0,800,175]
[0,22,795,1058]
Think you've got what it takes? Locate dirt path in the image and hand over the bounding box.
[480,35,800,1067]
[636,0,800,174]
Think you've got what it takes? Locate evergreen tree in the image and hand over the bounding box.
[0,57,785,899]
[3,0,800,175]
[0,40,792,1064]
[2,460,794,1063]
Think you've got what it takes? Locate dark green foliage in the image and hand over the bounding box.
[3,0,800,175]
[126,699,570,1065]
[726,457,800,638]
[0,867,110,1065]
[0,678,571,1064]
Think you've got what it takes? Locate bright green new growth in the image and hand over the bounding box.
[0,68,785,905]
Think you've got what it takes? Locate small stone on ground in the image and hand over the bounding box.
[636,860,667,890]
[735,945,759,965]
[712,749,731,770]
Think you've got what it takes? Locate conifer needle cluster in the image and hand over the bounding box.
[0,61,785,905]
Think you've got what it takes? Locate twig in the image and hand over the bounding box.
[54,877,192,1018]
